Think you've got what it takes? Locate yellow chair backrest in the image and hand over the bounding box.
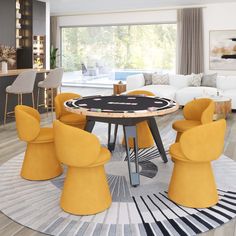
[55,93,81,119]
[53,120,101,167]
[126,90,155,96]
[180,119,226,162]
[183,98,215,124]
[15,105,41,142]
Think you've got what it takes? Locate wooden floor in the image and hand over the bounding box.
[0,86,235,236]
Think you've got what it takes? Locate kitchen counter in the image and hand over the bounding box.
[0,68,50,77]
[0,69,50,124]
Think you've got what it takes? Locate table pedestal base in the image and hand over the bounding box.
[85,116,168,187]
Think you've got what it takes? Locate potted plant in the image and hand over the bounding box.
[0,45,16,73]
[50,45,59,69]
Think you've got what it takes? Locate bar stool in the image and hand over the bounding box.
[4,70,37,125]
[37,68,64,117]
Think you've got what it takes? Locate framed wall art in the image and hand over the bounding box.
[209,30,236,70]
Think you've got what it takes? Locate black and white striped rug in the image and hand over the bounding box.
[0,128,236,236]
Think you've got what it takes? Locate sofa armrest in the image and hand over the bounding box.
[126,74,145,91]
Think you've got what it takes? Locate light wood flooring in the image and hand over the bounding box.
[0,86,235,236]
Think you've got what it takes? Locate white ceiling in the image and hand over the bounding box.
[48,0,236,15]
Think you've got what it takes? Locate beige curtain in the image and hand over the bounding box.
[177,8,204,75]
[50,16,58,48]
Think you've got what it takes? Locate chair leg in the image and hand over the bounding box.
[51,88,54,119]
[20,93,23,105]
[4,93,9,125]
[32,93,35,108]
[46,89,49,116]
[37,88,40,110]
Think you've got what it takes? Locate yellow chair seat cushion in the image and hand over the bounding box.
[169,143,189,162]
[60,114,86,125]
[172,120,201,132]
[90,147,111,167]
[32,127,53,143]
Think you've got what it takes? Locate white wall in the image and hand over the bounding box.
[203,2,236,75]
[57,10,177,27]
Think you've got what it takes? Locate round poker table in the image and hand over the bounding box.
[64,95,179,118]
[64,95,179,187]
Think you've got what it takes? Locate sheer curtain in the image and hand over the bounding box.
[177,8,204,75]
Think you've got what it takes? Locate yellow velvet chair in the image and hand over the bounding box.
[123,90,155,148]
[168,119,226,208]
[172,98,215,142]
[53,120,112,215]
[15,105,62,180]
[54,93,86,129]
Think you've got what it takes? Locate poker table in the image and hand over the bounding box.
[65,95,179,187]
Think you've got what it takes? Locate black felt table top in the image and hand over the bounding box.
[65,95,176,113]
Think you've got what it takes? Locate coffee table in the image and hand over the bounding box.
[65,95,179,186]
[196,96,232,120]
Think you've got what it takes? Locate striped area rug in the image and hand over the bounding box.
[0,136,236,235]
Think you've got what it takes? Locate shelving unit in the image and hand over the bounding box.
[15,0,21,49]
[33,35,45,69]
[14,0,46,69]
[16,0,33,69]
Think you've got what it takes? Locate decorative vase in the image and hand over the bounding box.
[1,61,8,73]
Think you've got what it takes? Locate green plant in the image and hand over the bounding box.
[50,45,59,69]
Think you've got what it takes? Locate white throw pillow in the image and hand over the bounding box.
[169,74,190,89]
[188,73,203,87]
[152,73,169,85]
[217,76,236,90]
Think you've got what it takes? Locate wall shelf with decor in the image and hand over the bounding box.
[16,0,33,69]
[15,0,22,49]
[33,35,45,69]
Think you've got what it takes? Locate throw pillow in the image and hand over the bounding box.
[201,73,217,87]
[143,73,152,85]
[152,73,169,85]
[188,73,203,87]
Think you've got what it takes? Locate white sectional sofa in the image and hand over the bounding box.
[126,74,236,109]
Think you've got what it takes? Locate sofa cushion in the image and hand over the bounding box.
[217,76,236,90]
[169,74,189,89]
[223,90,236,109]
[129,84,177,100]
[152,73,169,85]
[201,73,217,87]
[143,73,153,85]
[126,74,145,91]
[175,86,223,106]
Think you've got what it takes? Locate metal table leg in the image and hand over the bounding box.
[85,120,95,132]
[108,123,118,152]
[148,117,168,163]
[123,125,140,187]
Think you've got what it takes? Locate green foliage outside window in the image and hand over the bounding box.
[61,24,176,72]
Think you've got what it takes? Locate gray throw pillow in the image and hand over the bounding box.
[152,73,169,85]
[143,73,152,85]
[201,73,217,87]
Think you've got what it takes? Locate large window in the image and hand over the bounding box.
[61,24,176,81]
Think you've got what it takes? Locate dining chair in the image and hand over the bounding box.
[4,70,36,124]
[172,98,215,141]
